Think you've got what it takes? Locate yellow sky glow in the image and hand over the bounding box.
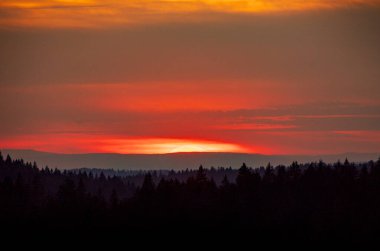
[0,0,379,28]
[100,138,249,154]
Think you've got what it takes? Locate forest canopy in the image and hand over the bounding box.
[1,152,380,240]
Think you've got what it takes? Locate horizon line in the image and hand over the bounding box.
[1,148,379,157]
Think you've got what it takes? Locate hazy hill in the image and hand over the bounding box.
[1,149,378,170]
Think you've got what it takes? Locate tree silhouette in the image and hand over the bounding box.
[1,153,380,240]
[196,165,207,183]
[139,173,155,197]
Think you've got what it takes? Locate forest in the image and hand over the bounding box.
[1,152,380,241]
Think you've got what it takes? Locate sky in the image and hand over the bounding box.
[0,0,380,154]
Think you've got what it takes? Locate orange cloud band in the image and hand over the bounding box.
[0,0,379,28]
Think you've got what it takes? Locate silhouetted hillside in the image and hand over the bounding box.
[2,149,378,170]
[1,151,380,241]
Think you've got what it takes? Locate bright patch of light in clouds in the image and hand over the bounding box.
[101,138,248,154]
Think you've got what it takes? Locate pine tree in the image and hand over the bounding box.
[236,163,251,188]
[140,173,155,197]
[196,165,207,183]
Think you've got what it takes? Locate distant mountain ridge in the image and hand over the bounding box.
[1,149,379,171]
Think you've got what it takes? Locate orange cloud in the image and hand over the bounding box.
[333,130,380,142]
[4,81,298,112]
[0,0,379,28]
[213,123,297,130]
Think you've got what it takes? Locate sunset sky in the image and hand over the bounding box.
[1,0,380,154]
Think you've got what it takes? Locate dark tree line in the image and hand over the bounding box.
[1,152,380,241]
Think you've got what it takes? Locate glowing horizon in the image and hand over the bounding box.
[0,135,255,154]
[100,138,251,154]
